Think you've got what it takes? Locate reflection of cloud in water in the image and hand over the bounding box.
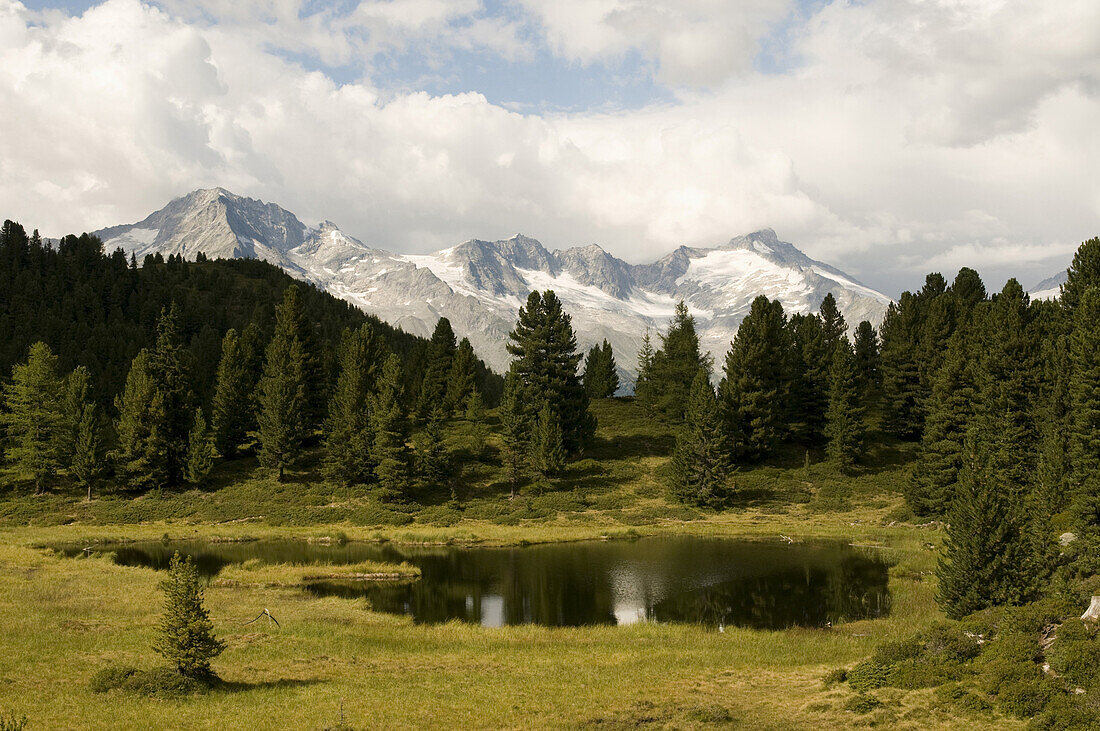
[481,595,504,628]
[610,564,660,625]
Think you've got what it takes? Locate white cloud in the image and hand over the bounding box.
[0,0,1097,295]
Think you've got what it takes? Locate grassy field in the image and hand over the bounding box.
[0,400,1025,729]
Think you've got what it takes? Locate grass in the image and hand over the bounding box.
[213,559,420,588]
[0,399,1025,728]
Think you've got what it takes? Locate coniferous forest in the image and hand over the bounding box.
[2,216,1100,728]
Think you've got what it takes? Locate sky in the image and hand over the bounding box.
[1,0,1097,295]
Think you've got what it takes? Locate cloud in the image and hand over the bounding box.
[0,0,1097,296]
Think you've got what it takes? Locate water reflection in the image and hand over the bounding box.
[59,537,890,629]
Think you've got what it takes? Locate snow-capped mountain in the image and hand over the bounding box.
[95,189,892,382]
[1029,270,1067,301]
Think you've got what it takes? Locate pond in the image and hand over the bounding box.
[59,536,891,629]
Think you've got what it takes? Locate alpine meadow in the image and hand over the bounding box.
[2,1,1099,729]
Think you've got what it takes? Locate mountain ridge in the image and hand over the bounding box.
[95,189,892,382]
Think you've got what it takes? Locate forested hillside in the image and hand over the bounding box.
[0,220,502,409]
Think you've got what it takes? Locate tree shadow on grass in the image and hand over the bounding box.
[214,677,324,693]
[585,432,675,460]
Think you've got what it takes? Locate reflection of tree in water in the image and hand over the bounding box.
[650,555,890,629]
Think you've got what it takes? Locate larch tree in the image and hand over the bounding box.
[185,408,215,485]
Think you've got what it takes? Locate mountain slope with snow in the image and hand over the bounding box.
[96,189,892,383]
[1029,270,1067,301]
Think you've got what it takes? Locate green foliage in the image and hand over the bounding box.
[846,660,891,692]
[507,290,594,454]
[372,354,410,499]
[444,337,477,414]
[413,407,451,489]
[719,295,787,461]
[1047,619,1100,689]
[785,313,829,445]
[185,408,214,486]
[825,341,864,469]
[418,318,457,417]
[582,340,618,398]
[498,369,530,498]
[1,341,65,492]
[852,320,880,398]
[210,328,256,459]
[842,693,881,714]
[255,287,308,480]
[464,390,489,460]
[668,370,731,507]
[70,402,104,497]
[1069,287,1100,524]
[91,665,207,697]
[640,301,709,422]
[1060,236,1100,313]
[152,552,225,679]
[532,401,566,480]
[937,437,1042,619]
[633,329,656,406]
[323,324,385,486]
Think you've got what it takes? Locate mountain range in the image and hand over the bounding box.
[94,188,893,383]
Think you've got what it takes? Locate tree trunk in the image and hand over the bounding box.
[1083,596,1100,622]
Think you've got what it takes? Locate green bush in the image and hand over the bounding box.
[933,683,992,714]
[1030,693,1100,731]
[846,660,892,692]
[822,667,848,686]
[871,637,924,666]
[996,676,1055,719]
[1047,619,1100,689]
[843,693,882,714]
[920,622,982,664]
[89,665,138,693]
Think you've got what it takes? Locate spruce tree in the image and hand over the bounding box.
[113,349,158,488]
[146,305,194,487]
[153,552,226,679]
[669,369,731,507]
[418,318,457,417]
[582,340,619,398]
[936,437,1042,619]
[819,293,847,350]
[1069,286,1100,517]
[950,267,987,312]
[414,406,450,489]
[2,342,64,493]
[444,337,477,414]
[879,292,925,439]
[61,365,92,468]
[786,313,829,444]
[322,324,384,486]
[646,302,709,422]
[852,320,880,398]
[185,408,215,485]
[824,342,864,470]
[372,354,410,499]
[532,402,566,480]
[499,369,530,498]
[210,329,254,458]
[255,289,308,481]
[719,295,787,461]
[506,290,595,454]
[71,403,103,500]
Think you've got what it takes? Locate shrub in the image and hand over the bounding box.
[822,667,848,686]
[871,637,923,666]
[933,683,991,714]
[995,676,1055,718]
[1030,693,1100,731]
[89,664,138,693]
[921,622,982,664]
[843,693,881,714]
[120,667,207,697]
[1047,619,1100,689]
[846,660,892,692]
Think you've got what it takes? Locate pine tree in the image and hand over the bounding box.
[322,325,385,486]
[532,402,566,480]
[145,305,194,487]
[113,349,158,488]
[825,342,864,470]
[646,302,710,422]
[1069,286,1100,520]
[210,329,254,458]
[819,293,847,350]
[936,437,1042,619]
[582,340,619,399]
[152,552,226,679]
[255,289,308,481]
[507,291,595,454]
[185,408,215,485]
[634,329,656,406]
[669,369,731,507]
[278,285,325,431]
[879,292,925,439]
[372,354,410,499]
[71,403,103,500]
[414,406,450,489]
[950,267,987,312]
[1061,236,1100,313]
[786,313,829,444]
[61,365,92,468]
[444,337,477,414]
[418,318,457,417]
[499,369,530,498]
[852,320,880,398]
[2,342,64,493]
[719,295,787,461]
[907,329,978,515]
[465,389,489,461]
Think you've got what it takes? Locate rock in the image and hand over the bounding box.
[1082,596,1100,622]
[1060,532,1077,546]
